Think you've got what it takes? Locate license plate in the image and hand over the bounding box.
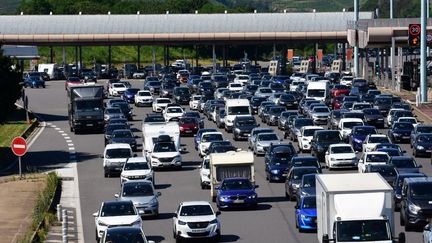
[191,229,206,233]
[86,124,94,126]
[233,199,244,204]
[185,130,192,133]
[403,136,410,139]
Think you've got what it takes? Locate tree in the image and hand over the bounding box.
[0,47,23,123]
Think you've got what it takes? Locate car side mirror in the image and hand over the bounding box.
[216,211,221,216]
[402,150,406,153]
[359,159,363,163]
[424,225,431,231]
[92,212,98,217]
[355,151,359,154]
[236,148,242,152]
[325,151,329,155]
[398,232,406,243]
[148,241,156,243]
[157,192,162,197]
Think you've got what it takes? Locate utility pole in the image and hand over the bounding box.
[421,0,428,102]
[354,0,359,77]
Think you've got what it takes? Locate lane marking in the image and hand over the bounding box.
[66,140,72,143]
[67,143,74,147]
[64,136,70,139]
[68,147,75,151]
[55,128,61,130]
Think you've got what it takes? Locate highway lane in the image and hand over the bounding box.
[23,80,431,243]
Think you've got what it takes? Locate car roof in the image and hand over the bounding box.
[329,144,353,148]
[340,118,363,122]
[404,177,432,184]
[180,201,212,206]
[126,157,148,163]
[105,143,132,149]
[390,156,414,160]
[106,227,142,234]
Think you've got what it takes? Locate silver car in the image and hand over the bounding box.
[248,127,274,149]
[309,106,331,125]
[115,180,160,217]
[104,107,125,122]
[252,132,282,155]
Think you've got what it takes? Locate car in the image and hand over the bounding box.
[252,132,282,156]
[285,166,321,201]
[173,87,191,104]
[330,84,350,97]
[93,200,142,240]
[215,108,226,128]
[134,90,154,107]
[183,111,204,128]
[199,132,224,157]
[278,111,299,130]
[152,98,172,112]
[111,102,133,121]
[389,156,422,173]
[120,157,153,184]
[205,141,234,155]
[363,134,391,152]
[374,95,393,115]
[389,110,415,127]
[327,109,348,130]
[349,126,378,152]
[216,178,258,209]
[104,123,129,145]
[351,102,372,112]
[260,104,277,123]
[298,126,324,152]
[411,125,432,147]
[248,127,274,149]
[338,118,364,141]
[400,177,432,231]
[295,195,317,232]
[199,157,211,189]
[100,226,153,243]
[286,118,314,141]
[194,128,217,151]
[109,82,127,96]
[143,80,161,94]
[309,106,331,126]
[108,129,137,151]
[362,108,385,128]
[265,106,287,126]
[160,82,175,98]
[386,108,405,126]
[331,96,344,110]
[364,164,397,185]
[264,143,297,176]
[149,140,182,169]
[64,76,81,89]
[232,116,258,141]
[103,143,133,177]
[250,96,267,114]
[288,156,322,171]
[325,144,358,170]
[310,130,343,162]
[122,88,140,103]
[197,81,214,95]
[393,172,427,211]
[189,95,202,110]
[172,201,221,242]
[358,152,390,173]
[143,113,165,124]
[228,83,243,92]
[255,87,273,98]
[296,174,317,202]
[412,133,432,157]
[24,75,45,88]
[115,180,160,217]
[264,150,291,182]
[163,106,184,122]
[397,117,418,128]
[377,148,405,157]
[179,117,199,136]
[389,122,414,143]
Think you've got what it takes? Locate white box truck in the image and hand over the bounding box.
[316,173,405,243]
[38,63,59,80]
[306,81,329,103]
[209,151,255,202]
[142,122,180,157]
[224,99,251,132]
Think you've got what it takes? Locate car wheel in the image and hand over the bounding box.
[42,85,46,88]
[214,231,221,242]
[95,229,99,241]
[201,181,205,189]
[104,171,109,178]
[404,223,411,232]
[233,134,238,141]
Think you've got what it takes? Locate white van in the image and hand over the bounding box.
[306,81,329,102]
[38,63,58,80]
[142,122,180,157]
[224,99,251,132]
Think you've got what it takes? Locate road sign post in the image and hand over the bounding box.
[408,24,421,47]
[11,137,27,178]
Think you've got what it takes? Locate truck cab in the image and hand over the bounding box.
[224,99,251,132]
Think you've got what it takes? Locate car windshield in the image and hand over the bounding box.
[370,166,396,177]
[237,119,256,126]
[200,82,212,88]
[193,96,202,101]
[101,203,136,217]
[353,104,371,110]
[112,131,133,138]
[157,99,171,104]
[392,159,416,168]
[337,220,390,242]
[221,180,253,190]
[202,134,223,142]
[307,90,325,97]
[127,88,140,94]
[107,124,128,133]
[417,135,432,142]
[394,123,414,130]
[106,149,131,159]
[375,98,392,105]
[259,88,272,93]
[304,129,321,137]
[153,142,176,152]
[280,95,295,101]
[363,109,381,115]
[144,116,165,123]
[137,91,151,96]
[167,108,183,113]
[175,88,190,95]
[230,83,242,88]
[354,127,376,136]
[317,132,342,142]
[105,230,145,243]
[113,83,125,88]
[124,162,150,170]
[302,197,316,209]
[147,81,160,86]
[180,205,213,216]
[398,118,416,124]
[302,177,316,188]
[227,106,250,115]
[122,183,154,197]
[410,184,432,199]
[258,134,278,141]
[331,146,353,154]
[270,157,289,165]
[417,127,432,133]
[295,119,314,128]
[369,136,390,143]
[293,169,318,180]
[181,118,196,124]
[314,107,330,113]
[76,100,102,111]
[366,154,389,162]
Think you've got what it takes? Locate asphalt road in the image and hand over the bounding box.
[23,79,431,243]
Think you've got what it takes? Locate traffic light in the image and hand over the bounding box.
[409,35,420,47]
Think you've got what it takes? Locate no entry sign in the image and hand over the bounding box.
[11,137,27,157]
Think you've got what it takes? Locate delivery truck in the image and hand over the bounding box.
[316,173,405,243]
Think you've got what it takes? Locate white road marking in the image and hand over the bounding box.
[13,144,26,149]
[68,147,75,151]
[66,140,72,143]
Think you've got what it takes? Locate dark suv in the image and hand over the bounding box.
[173,87,191,104]
[400,177,432,231]
[232,116,258,141]
[311,130,343,162]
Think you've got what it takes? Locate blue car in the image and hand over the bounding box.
[24,76,45,88]
[216,178,258,210]
[349,126,377,151]
[388,122,414,143]
[295,195,317,232]
[194,128,217,150]
[121,88,140,103]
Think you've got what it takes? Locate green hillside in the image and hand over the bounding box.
[0,0,21,14]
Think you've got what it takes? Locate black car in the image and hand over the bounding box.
[160,82,175,97]
[207,145,237,154]
[197,81,214,95]
[264,144,297,182]
[232,116,258,141]
[212,75,229,88]
[264,143,297,165]
[104,123,130,145]
[362,108,385,128]
[388,122,414,143]
[410,125,432,148]
[173,87,191,104]
[285,166,321,201]
[108,129,137,151]
[288,156,321,171]
[111,102,133,121]
[364,164,397,185]
[390,110,415,126]
[311,130,343,162]
[250,96,267,114]
[393,172,426,211]
[278,94,298,109]
[400,177,432,231]
[266,106,287,126]
[389,156,422,173]
[243,84,259,96]
[373,95,393,115]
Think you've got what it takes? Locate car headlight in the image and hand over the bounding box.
[417,145,425,150]
[393,133,400,137]
[408,203,421,215]
[220,196,229,200]
[234,128,241,133]
[292,183,300,189]
[248,194,257,199]
[330,158,336,161]
[271,169,279,174]
[178,220,187,225]
[149,197,158,206]
[300,214,309,219]
[98,220,108,227]
[210,218,218,224]
[174,155,182,161]
[395,194,402,200]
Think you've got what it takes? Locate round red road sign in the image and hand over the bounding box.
[11,137,27,156]
[409,24,421,36]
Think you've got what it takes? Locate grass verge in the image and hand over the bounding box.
[19,172,61,243]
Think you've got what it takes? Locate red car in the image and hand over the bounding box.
[179,117,199,136]
[64,76,82,89]
[330,84,350,98]
[331,96,344,110]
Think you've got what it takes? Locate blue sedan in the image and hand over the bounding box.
[216,178,258,210]
[295,195,317,232]
[121,88,140,103]
[24,76,45,88]
[349,126,377,152]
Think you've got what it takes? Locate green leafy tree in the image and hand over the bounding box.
[0,47,23,123]
[19,0,52,14]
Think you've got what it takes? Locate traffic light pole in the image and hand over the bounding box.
[354,0,359,77]
[421,0,428,103]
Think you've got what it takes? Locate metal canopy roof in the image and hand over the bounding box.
[1,45,39,59]
[0,12,374,45]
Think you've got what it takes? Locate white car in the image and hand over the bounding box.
[163,106,184,122]
[150,140,182,169]
[233,74,249,85]
[387,108,405,126]
[338,118,364,140]
[362,134,391,152]
[189,95,202,110]
[423,223,432,243]
[358,151,390,173]
[298,126,324,152]
[289,80,305,91]
[132,70,146,79]
[93,200,142,240]
[228,83,243,92]
[397,117,418,127]
[325,144,358,169]
[152,98,172,112]
[173,201,221,242]
[351,102,372,112]
[340,76,354,86]
[199,132,224,156]
[103,143,133,178]
[199,157,211,189]
[134,90,154,107]
[109,82,127,96]
[120,157,154,184]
